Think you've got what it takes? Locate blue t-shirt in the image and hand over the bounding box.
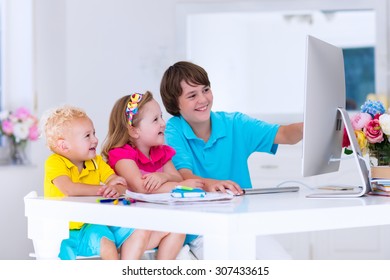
[165,111,280,188]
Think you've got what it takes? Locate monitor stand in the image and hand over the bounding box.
[307,107,371,198]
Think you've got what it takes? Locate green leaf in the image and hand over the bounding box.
[344,148,353,155]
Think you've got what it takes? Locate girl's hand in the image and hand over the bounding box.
[179,179,205,189]
[142,172,169,192]
[203,180,243,195]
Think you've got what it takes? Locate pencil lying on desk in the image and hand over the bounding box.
[96,198,125,203]
[96,197,136,204]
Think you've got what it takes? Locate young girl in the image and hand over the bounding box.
[101,92,200,259]
[102,92,204,193]
[42,105,153,260]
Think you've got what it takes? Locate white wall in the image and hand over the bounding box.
[185,11,375,117]
[36,0,194,151]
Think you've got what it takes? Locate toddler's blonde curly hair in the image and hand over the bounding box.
[41,105,87,151]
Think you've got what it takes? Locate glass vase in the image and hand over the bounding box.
[9,140,29,165]
[369,148,390,167]
[369,147,390,179]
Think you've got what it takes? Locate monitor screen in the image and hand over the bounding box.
[302,35,371,197]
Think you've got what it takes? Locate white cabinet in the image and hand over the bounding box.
[310,226,390,259]
[248,143,390,259]
[0,165,42,259]
[248,144,304,188]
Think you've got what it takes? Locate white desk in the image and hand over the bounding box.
[24,189,390,260]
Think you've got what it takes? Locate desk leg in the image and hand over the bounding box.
[203,234,256,260]
[27,216,69,260]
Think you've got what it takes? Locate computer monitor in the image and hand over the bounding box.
[302,35,371,198]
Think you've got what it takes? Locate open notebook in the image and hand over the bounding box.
[125,190,234,204]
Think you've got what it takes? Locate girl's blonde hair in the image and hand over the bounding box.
[101,91,153,160]
[41,105,87,151]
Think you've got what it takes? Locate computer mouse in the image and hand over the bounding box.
[226,190,235,196]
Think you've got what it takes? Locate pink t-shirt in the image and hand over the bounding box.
[107,144,175,174]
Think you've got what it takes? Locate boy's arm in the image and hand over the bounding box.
[142,178,204,194]
[161,160,183,182]
[179,168,243,195]
[274,122,304,145]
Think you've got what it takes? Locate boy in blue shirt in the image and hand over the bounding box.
[160,61,303,259]
[160,61,303,193]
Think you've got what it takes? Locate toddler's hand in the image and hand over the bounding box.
[97,175,127,197]
[97,185,119,198]
[106,176,127,187]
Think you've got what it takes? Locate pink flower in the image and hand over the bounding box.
[0,107,38,143]
[364,119,384,143]
[1,119,13,135]
[13,107,31,121]
[351,112,372,130]
[28,125,39,141]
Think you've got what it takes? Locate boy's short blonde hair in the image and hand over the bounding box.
[41,105,87,150]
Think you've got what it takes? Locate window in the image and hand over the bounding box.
[343,47,375,110]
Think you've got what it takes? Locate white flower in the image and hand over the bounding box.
[12,122,30,143]
[379,114,390,137]
[25,116,36,127]
[0,111,9,121]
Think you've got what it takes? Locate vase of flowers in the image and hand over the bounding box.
[343,100,390,178]
[0,107,39,165]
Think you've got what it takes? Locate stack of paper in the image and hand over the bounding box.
[370,179,390,196]
[125,190,234,205]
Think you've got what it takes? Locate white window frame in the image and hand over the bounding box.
[1,0,34,111]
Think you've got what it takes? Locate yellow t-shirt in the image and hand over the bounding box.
[44,153,115,229]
